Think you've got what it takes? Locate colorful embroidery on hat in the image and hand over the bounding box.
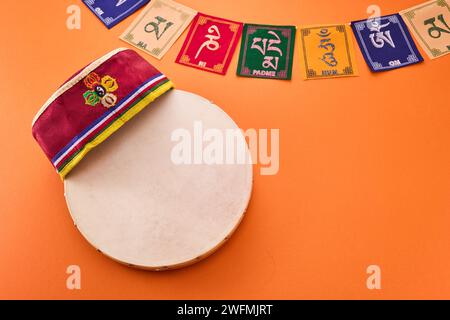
[52,72,172,178]
[83,72,119,108]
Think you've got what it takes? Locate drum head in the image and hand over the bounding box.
[64,90,253,270]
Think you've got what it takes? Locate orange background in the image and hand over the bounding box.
[1,0,449,299]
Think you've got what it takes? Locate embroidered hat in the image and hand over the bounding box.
[32,48,174,179]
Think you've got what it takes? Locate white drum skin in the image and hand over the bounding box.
[64,90,253,270]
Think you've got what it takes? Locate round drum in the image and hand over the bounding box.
[64,90,253,270]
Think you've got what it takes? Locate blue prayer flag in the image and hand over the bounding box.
[82,0,150,29]
[351,14,424,72]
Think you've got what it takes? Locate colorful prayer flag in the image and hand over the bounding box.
[298,24,359,80]
[175,13,243,75]
[237,24,296,80]
[82,0,150,29]
[120,0,197,59]
[351,14,423,72]
[400,0,450,59]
